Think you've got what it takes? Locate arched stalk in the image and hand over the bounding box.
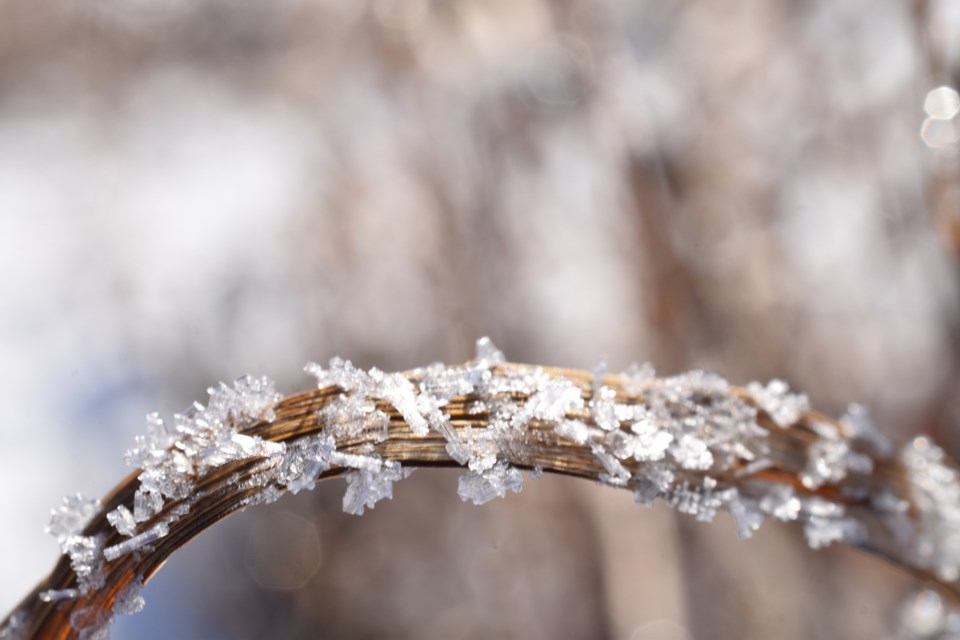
[3,339,959,639]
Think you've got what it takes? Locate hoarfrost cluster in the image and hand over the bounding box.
[13,338,960,639]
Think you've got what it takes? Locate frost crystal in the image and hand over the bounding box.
[376,371,430,436]
[801,439,851,489]
[61,535,105,594]
[841,403,894,457]
[305,357,372,394]
[747,379,808,427]
[632,464,675,506]
[901,436,960,581]
[591,444,631,486]
[39,589,80,603]
[591,356,608,397]
[475,336,505,366]
[758,485,801,522]
[46,495,105,595]
[729,497,764,539]
[85,374,288,596]
[666,479,733,523]
[207,375,281,425]
[107,505,136,537]
[555,419,591,445]
[804,514,867,549]
[463,432,500,472]
[342,461,408,515]
[48,495,101,541]
[621,362,655,396]
[103,522,169,562]
[113,578,146,617]
[35,338,957,639]
[278,434,335,494]
[66,577,145,640]
[132,488,163,523]
[670,434,713,471]
[515,378,584,427]
[458,461,524,505]
[801,497,867,549]
[590,385,620,432]
[629,415,673,461]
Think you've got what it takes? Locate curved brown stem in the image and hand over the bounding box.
[3,362,959,639]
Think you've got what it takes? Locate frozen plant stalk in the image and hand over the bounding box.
[3,338,960,640]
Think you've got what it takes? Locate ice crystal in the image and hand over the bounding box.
[747,379,808,427]
[629,414,673,461]
[590,385,620,432]
[514,378,584,427]
[729,496,765,539]
[621,362,655,397]
[278,434,335,494]
[759,485,801,522]
[801,497,867,549]
[69,605,109,639]
[114,375,285,566]
[35,337,960,639]
[318,393,369,438]
[591,444,631,486]
[103,522,169,562]
[123,413,171,468]
[112,577,146,617]
[67,578,145,640]
[415,391,459,444]
[475,336,505,366]
[670,434,713,471]
[46,495,105,594]
[901,436,960,581]
[804,514,867,549]
[375,371,430,436]
[592,356,608,396]
[106,505,136,537]
[61,534,105,594]
[666,478,733,523]
[801,439,853,489]
[342,460,408,515]
[555,419,591,445]
[632,464,675,506]
[458,460,524,505]
[462,432,500,472]
[48,495,101,541]
[206,375,281,426]
[132,488,163,523]
[841,403,894,457]
[39,589,80,603]
[305,357,372,395]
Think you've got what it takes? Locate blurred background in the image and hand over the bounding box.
[2,0,960,638]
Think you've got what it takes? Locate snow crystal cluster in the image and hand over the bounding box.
[29,337,960,640]
[103,375,283,565]
[901,436,960,582]
[44,494,103,598]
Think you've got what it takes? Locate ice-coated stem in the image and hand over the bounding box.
[3,339,960,639]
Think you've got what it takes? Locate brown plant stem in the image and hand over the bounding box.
[3,363,958,639]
